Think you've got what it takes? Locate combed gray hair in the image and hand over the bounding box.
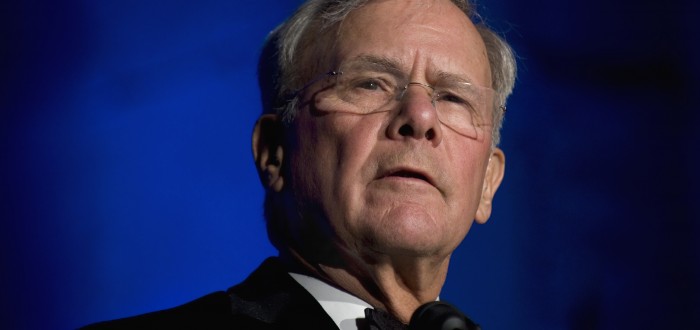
[258,0,516,145]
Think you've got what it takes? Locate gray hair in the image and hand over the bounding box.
[258,0,517,145]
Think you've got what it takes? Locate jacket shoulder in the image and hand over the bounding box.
[80,291,245,329]
[80,258,337,329]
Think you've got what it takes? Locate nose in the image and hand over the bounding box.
[386,83,443,146]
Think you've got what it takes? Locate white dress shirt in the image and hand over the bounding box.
[289,272,373,330]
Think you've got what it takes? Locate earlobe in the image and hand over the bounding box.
[252,114,285,192]
[475,148,505,224]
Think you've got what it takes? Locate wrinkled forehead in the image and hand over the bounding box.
[328,0,491,86]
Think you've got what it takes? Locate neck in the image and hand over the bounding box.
[281,248,451,324]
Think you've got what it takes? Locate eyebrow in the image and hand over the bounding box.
[341,55,405,76]
[434,70,476,87]
[340,54,484,88]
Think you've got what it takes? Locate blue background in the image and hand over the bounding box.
[2,0,698,329]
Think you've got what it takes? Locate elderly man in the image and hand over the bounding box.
[84,0,515,329]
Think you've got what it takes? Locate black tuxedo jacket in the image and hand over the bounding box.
[82,258,339,329]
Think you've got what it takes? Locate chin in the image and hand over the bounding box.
[346,203,466,258]
[360,227,455,259]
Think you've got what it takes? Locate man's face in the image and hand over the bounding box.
[276,0,504,261]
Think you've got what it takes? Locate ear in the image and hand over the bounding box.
[252,114,285,192]
[475,147,505,224]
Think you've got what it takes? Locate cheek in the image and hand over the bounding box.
[288,120,335,198]
[445,141,491,211]
[436,141,491,249]
[325,115,385,207]
[288,114,382,209]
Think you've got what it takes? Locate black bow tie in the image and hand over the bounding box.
[364,308,407,330]
[363,302,481,330]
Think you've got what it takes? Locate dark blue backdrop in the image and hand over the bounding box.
[2,0,698,329]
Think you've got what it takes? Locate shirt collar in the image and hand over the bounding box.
[289,272,372,330]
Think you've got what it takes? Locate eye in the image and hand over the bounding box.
[355,78,382,91]
[438,92,468,105]
[342,70,398,93]
[436,90,481,117]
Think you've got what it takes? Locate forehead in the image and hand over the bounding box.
[332,0,491,85]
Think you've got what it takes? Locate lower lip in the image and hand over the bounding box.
[378,175,433,187]
[370,176,440,198]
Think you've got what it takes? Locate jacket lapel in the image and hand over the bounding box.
[227,257,339,329]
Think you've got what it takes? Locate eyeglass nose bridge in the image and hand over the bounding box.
[398,82,436,106]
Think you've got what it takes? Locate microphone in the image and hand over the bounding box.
[408,301,481,330]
